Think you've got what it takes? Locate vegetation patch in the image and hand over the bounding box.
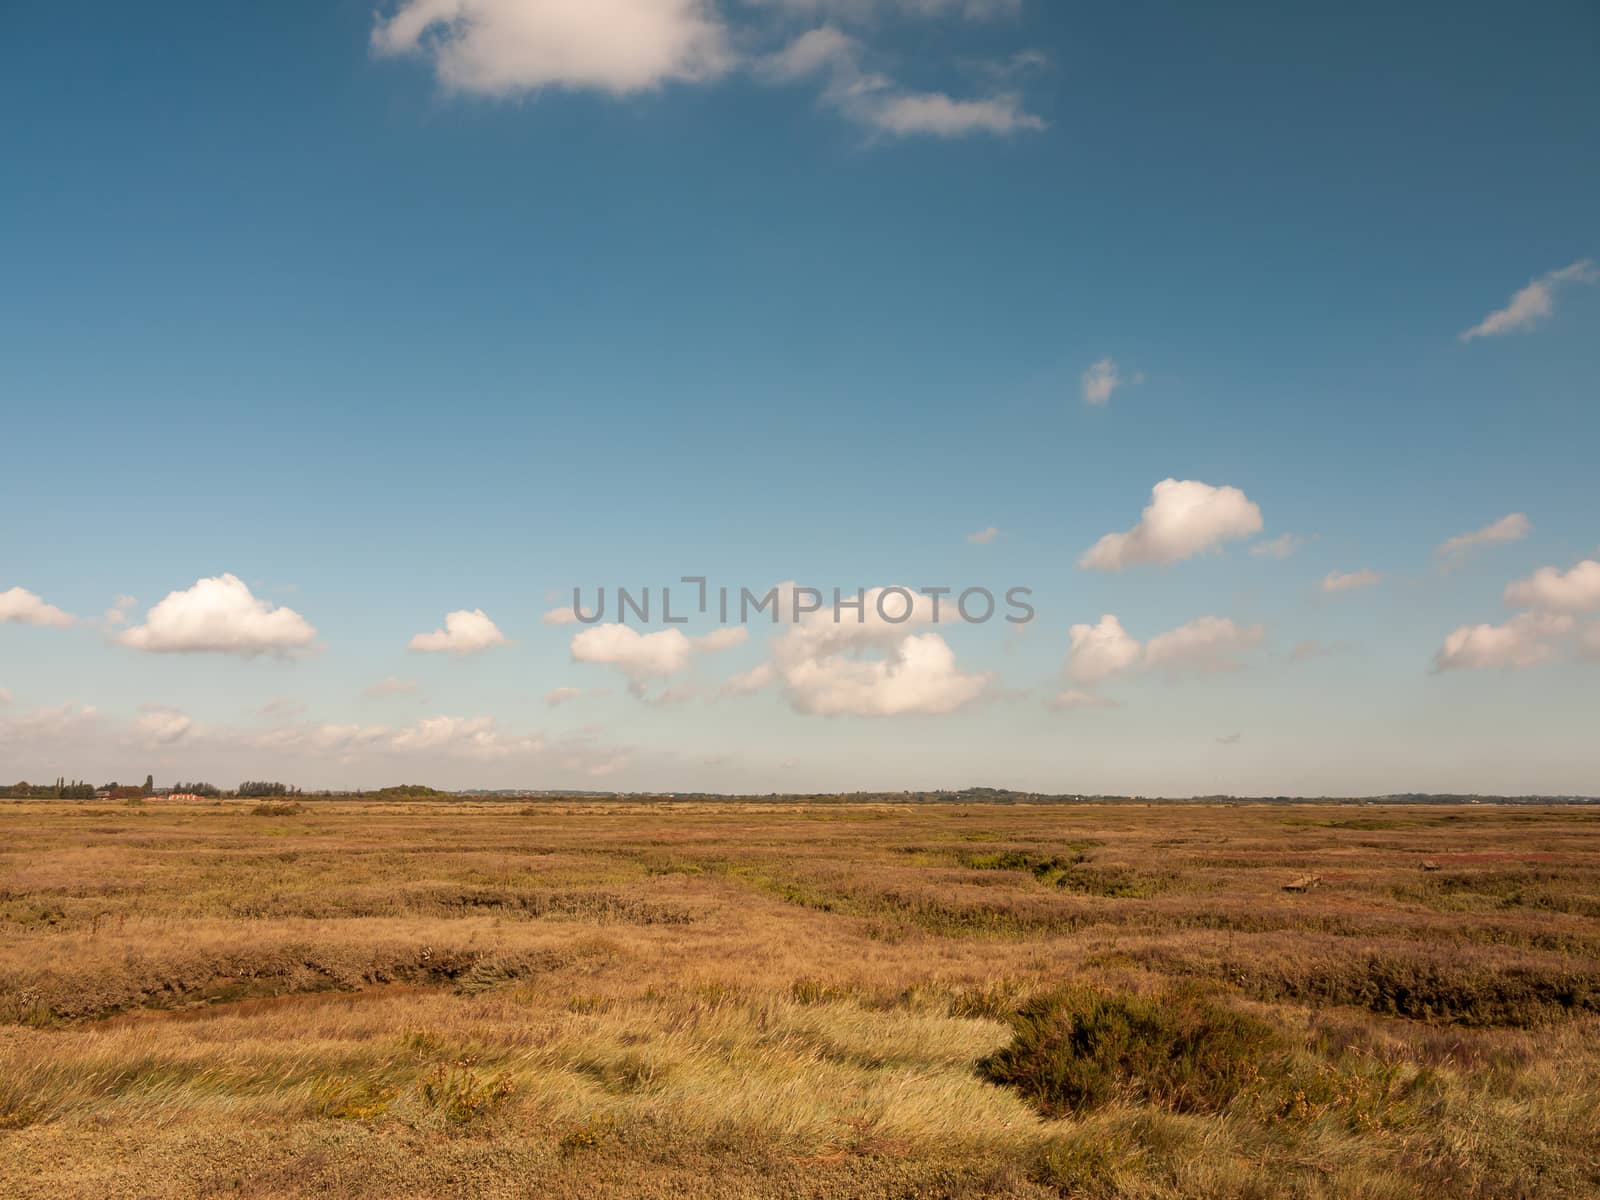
[978,986,1281,1116]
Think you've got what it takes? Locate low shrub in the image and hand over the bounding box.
[978,986,1282,1116]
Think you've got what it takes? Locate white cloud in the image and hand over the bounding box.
[118,574,316,657]
[135,705,194,747]
[0,688,11,706]
[408,609,510,655]
[364,677,422,699]
[759,25,1043,138]
[729,584,992,716]
[778,629,989,716]
[1250,533,1305,560]
[1504,560,1600,613]
[1143,616,1264,676]
[1432,612,1575,672]
[1065,614,1141,686]
[1080,479,1264,571]
[1436,513,1530,563]
[1459,259,1598,341]
[967,526,1001,545]
[571,624,694,690]
[1321,568,1382,593]
[371,0,734,97]
[546,686,585,707]
[0,587,76,628]
[1080,357,1139,406]
[871,90,1043,136]
[542,605,581,625]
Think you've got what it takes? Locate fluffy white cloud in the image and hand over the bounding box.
[570,622,747,694]
[967,526,1001,545]
[1065,614,1141,686]
[372,0,733,97]
[1080,479,1264,571]
[1080,357,1139,406]
[118,575,316,657]
[1459,260,1598,341]
[1504,561,1600,613]
[363,677,422,699]
[1436,513,1530,562]
[408,609,510,654]
[0,587,75,628]
[1432,612,1575,671]
[730,584,992,716]
[572,624,694,689]
[779,630,989,716]
[1250,533,1305,560]
[1143,616,1265,676]
[542,605,581,625]
[546,687,585,706]
[1322,568,1382,593]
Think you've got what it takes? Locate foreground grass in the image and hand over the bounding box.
[1,799,1598,1197]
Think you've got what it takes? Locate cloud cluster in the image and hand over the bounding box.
[1433,559,1600,671]
[1062,613,1265,698]
[1080,479,1264,570]
[759,23,1044,137]
[118,575,316,657]
[370,1,1045,140]
[1459,260,1598,341]
[408,609,510,655]
[570,623,744,694]
[0,587,75,628]
[1503,560,1600,613]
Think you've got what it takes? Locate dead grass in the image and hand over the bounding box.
[1,799,1598,1197]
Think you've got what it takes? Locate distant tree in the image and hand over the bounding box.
[143,774,154,793]
[237,781,291,798]
[173,781,222,798]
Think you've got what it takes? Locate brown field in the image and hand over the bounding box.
[2,798,1599,1199]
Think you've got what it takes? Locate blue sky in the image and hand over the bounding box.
[2,0,1597,795]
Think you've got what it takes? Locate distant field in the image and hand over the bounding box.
[2,799,1598,1198]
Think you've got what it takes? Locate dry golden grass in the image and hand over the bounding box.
[2,798,1598,1197]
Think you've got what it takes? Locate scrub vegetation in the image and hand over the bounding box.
[2,798,1598,1198]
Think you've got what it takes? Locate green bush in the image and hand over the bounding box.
[978,986,1281,1116]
